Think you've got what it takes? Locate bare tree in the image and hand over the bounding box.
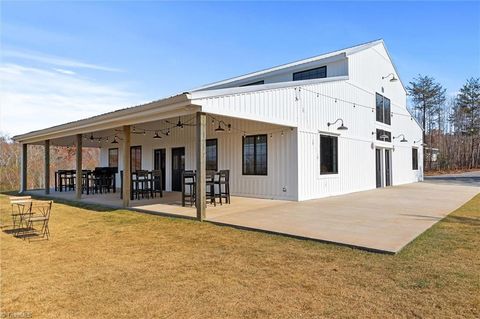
[0,135,100,192]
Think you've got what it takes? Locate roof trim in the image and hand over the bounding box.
[190,75,349,100]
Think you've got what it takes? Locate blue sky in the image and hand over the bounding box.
[1,1,479,136]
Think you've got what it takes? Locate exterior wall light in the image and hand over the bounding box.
[382,73,398,82]
[413,138,427,146]
[327,118,348,130]
[393,134,408,143]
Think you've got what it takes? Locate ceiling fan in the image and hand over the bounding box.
[165,117,195,128]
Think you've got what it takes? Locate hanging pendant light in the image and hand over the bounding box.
[89,133,94,142]
[215,124,225,132]
[111,136,119,144]
[153,131,162,139]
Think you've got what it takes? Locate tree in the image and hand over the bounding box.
[450,78,480,168]
[407,75,446,169]
[454,77,480,135]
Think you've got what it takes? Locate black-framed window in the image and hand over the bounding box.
[376,93,391,125]
[206,139,218,171]
[320,135,338,175]
[412,148,419,170]
[241,80,264,86]
[293,66,327,81]
[376,129,392,142]
[130,146,142,172]
[108,148,118,168]
[242,134,267,175]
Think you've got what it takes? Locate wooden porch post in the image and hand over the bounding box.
[45,139,50,194]
[195,112,206,221]
[20,143,27,193]
[122,125,131,207]
[75,134,82,200]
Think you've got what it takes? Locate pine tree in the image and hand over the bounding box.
[454,77,480,135]
[407,75,446,169]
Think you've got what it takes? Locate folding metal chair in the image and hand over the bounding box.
[9,196,33,236]
[25,200,53,240]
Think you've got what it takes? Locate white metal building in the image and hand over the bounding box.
[13,39,424,218]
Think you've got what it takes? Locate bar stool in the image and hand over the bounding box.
[216,170,230,204]
[206,171,217,206]
[151,170,163,198]
[182,170,196,207]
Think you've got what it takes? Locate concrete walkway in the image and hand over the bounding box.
[207,182,479,254]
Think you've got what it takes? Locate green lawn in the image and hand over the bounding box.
[1,193,479,318]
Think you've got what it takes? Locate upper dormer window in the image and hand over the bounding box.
[375,93,391,125]
[293,66,327,81]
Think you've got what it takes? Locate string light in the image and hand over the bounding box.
[297,86,414,119]
[83,114,293,145]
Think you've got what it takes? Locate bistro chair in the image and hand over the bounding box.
[25,200,53,240]
[9,196,33,236]
[151,170,163,198]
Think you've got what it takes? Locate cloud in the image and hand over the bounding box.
[53,68,76,75]
[0,63,141,137]
[2,49,123,72]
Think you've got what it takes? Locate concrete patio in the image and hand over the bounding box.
[28,178,479,254]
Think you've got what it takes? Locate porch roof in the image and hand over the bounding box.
[12,93,196,144]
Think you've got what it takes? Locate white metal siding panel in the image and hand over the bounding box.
[99,116,297,200]
[197,86,298,127]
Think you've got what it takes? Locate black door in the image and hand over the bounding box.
[385,149,391,186]
[153,149,166,191]
[375,149,382,188]
[171,147,185,192]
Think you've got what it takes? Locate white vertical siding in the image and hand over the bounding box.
[99,116,297,200]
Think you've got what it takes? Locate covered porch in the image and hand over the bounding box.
[16,94,297,221]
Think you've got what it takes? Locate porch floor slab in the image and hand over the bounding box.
[28,181,479,254]
[207,182,479,253]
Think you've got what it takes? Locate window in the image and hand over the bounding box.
[412,148,419,170]
[241,80,264,86]
[376,93,391,125]
[242,135,267,175]
[130,146,142,172]
[108,148,118,168]
[320,135,338,174]
[376,129,392,142]
[206,139,218,171]
[293,66,327,81]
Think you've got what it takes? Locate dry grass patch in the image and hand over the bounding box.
[1,194,479,318]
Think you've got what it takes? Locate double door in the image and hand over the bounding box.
[375,148,392,188]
